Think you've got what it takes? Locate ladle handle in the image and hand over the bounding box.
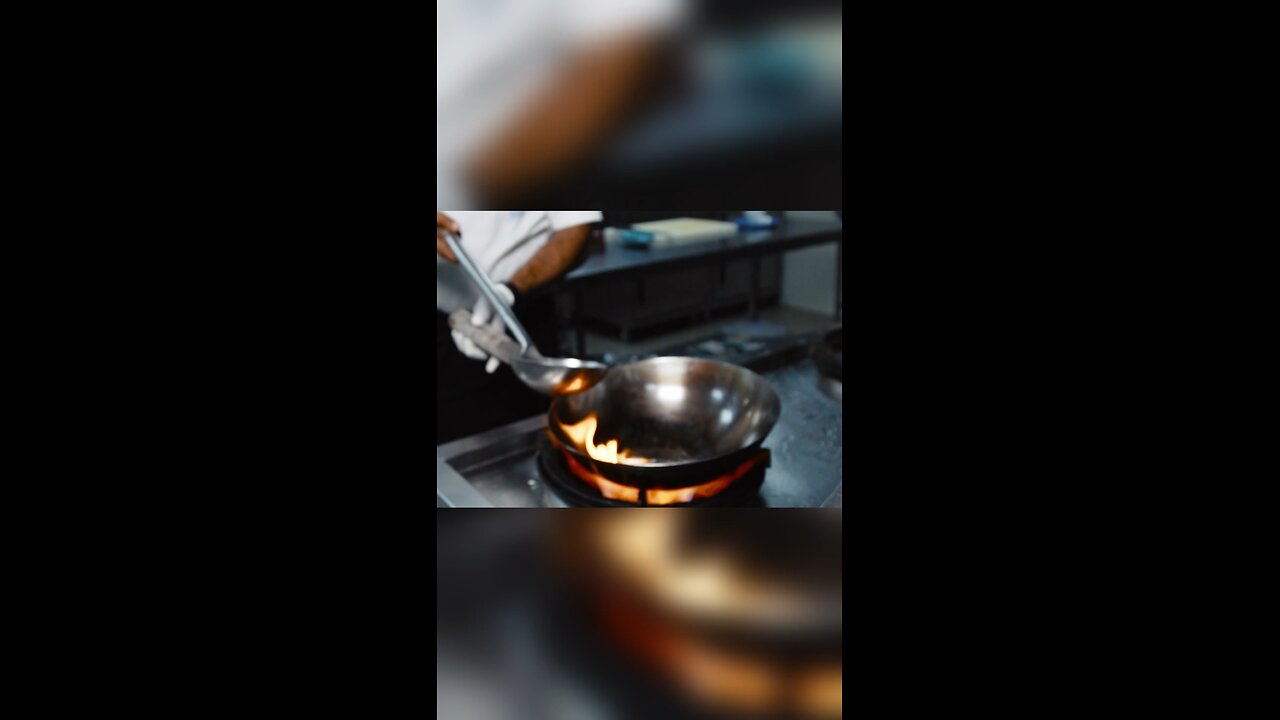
[448,310,521,365]
[442,231,534,353]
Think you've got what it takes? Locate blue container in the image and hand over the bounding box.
[620,230,655,248]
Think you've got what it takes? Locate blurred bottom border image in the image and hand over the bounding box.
[437,510,842,720]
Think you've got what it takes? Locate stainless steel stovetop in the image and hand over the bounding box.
[436,330,843,508]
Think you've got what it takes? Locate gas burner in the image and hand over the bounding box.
[536,433,768,507]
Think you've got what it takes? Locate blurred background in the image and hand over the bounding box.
[437,510,842,720]
[554,210,841,361]
[437,0,841,208]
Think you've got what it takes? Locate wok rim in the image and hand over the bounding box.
[548,356,782,470]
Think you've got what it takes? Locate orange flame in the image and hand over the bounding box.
[557,413,651,465]
[563,452,640,502]
[560,448,763,505]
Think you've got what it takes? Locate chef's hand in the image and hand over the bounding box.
[436,212,460,263]
[450,282,517,374]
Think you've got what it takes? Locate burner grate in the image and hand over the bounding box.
[535,433,767,507]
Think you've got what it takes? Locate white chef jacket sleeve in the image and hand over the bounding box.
[560,0,684,46]
[547,210,603,231]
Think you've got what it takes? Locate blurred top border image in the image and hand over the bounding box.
[437,0,841,209]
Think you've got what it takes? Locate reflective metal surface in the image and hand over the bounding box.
[437,333,843,508]
[435,360,840,508]
[550,357,781,467]
[510,355,610,397]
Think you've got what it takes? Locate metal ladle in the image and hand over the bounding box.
[442,231,609,396]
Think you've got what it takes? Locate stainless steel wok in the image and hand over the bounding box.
[548,357,781,487]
